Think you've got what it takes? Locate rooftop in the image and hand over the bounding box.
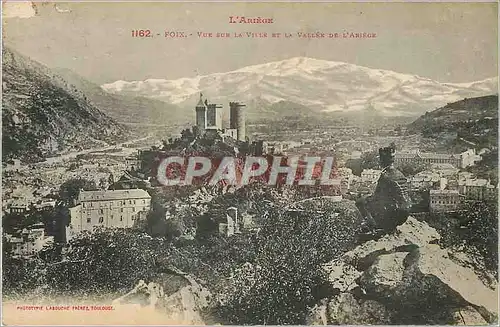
[459,179,495,187]
[395,151,459,160]
[361,169,382,174]
[79,189,151,202]
[430,189,460,195]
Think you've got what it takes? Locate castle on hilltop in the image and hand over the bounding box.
[195,93,246,142]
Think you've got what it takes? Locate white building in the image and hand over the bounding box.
[429,189,460,212]
[125,156,141,171]
[69,189,151,236]
[458,178,497,201]
[221,128,238,141]
[409,171,441,190]
[395,149,480,169]
[350,151,362,160]
[263,141,285,155]
[6,228,54,257]
[361,169,382,183]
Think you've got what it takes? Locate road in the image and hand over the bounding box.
[42,134,154,165]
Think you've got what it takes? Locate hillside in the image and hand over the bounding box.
[407,95,498,150]
[2,47,127,164]
[101,57,497,119]
[54,68,189,126]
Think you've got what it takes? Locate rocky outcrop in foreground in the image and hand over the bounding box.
[112,268,212,325]
[308,217,498,325]
[114,216,497,325]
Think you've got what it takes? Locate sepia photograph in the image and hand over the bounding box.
[1,1,498,325]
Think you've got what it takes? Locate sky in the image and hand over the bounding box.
[2,2,498,84]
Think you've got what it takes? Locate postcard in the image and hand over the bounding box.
[2,1,498,325]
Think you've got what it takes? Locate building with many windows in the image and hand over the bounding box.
[458,178,497,201]
[361,169,382,183]
[69,189,151,236]
[395,149,480,168]
[429,189,460,212]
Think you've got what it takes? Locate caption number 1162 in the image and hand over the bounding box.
[131,30,152,37]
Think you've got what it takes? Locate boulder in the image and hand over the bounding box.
[113,273,213,325]
[453,306,489,325]
[314,216,499,325]
[415,245,498,314]
[160,283,211,325]
[343,216,440,263]
[323,260,362,292]
[326,293,391,325]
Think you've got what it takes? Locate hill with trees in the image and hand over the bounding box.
[2,47,127,164]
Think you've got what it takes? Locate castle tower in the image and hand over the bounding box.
[229,102,246,142]
[207,103,223,129]
[195,93,207,132]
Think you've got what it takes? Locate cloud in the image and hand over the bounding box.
[2,1,36,19]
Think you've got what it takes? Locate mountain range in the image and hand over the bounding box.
[54,68,191,126]
[101,57,498,118]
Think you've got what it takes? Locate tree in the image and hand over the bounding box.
[181,128,194,142]
[192,125,201,138]
[360,150,379,171]
[2,212,26,234]
[3,257,47,295]
[398,162,430,177]
[457,201,498,271]
[58,178,97,206]
[345,158,362,176]
[47,228,166,294]
[216,202,363,324]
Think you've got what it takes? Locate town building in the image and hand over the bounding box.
[395,149,480,169]
[429,189,460,212]
[263,141,285,155]
[8,198,30,214]
[408,171,442,190]
[361,169,382,183]
[34,200,57,211]
[350,151,362,160]
[125,155,141,172]
[221,128,238,141]
[6,226,54,257]
[337,167,354,192]
[458,178,497,201]
[68,189,151,236]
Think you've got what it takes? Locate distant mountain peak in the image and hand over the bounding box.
[101,57,498,118]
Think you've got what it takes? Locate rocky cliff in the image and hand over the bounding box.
[308,217,498,325]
